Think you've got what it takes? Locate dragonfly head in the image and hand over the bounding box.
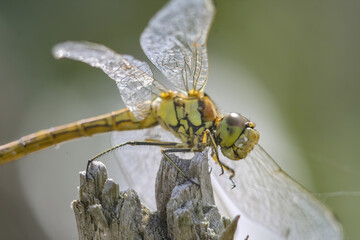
[215,113,260,160]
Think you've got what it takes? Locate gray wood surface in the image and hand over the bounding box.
[72,153,241,239]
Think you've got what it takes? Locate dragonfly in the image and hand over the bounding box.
[0,0,342,239]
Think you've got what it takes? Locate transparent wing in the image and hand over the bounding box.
[52,41,166,120]
[140,0,214,93]
[110,126,180,210]
[210,145,343,240]
[109,131,342,239]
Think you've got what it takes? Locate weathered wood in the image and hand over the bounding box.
[72,153,240,239]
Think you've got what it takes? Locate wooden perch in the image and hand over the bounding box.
[72,152,241,240]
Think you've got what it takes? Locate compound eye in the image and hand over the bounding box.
[216,113,255,148]
[225,113,249,129]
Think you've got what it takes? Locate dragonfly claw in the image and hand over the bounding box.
[189,178,200,187]
[230,177,236,189]
[85,159,93,180]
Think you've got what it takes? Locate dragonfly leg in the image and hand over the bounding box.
[85,140,179,179]
[204,129,225,175]
[204,130,237,188]
[210,151,236,188]
[161,148,200,186]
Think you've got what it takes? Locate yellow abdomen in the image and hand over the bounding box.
[0,108,157,165]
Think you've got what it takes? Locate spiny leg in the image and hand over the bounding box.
[204,129,225,175]
[161,148,201,186]
[204,129,237,188]
[210,151,237,189]
[86,140,179,178]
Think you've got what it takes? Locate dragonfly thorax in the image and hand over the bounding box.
[155,92,219,147]
[215,113,260,160]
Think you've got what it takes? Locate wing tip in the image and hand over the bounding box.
[51,41,73,59]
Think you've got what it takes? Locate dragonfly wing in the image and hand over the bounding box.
[210,145,343,240]
[140,0,214,93]
[110,126,180,210]
[53,41,165,119]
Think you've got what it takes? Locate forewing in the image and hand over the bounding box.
[211,145,343,240]
[53,41,164,119]
[140,0,214,93]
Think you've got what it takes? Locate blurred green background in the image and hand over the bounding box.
[0,0,359,239]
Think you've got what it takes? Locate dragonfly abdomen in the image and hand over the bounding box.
[0,108,157,165]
